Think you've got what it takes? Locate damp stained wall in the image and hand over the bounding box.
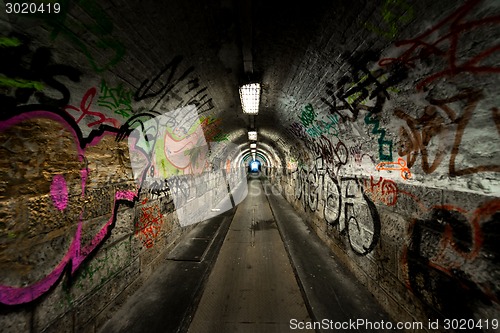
[0,1,241,331]
[0,0,499,332]
[266,0,500,329]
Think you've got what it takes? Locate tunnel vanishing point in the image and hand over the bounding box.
[1,0,499,332]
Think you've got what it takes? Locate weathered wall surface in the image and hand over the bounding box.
[267,0,500,329]
[1,0,499,332]
[0,1,239,332]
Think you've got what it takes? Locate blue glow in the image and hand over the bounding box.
[250,161,260,172]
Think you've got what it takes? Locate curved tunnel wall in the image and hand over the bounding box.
[264,0,500,326]
[0,2,247,330]
[0,0,499,332]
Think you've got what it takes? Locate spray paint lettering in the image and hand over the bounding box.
[135,198,164,249]
[362,176,398,206]
[376,157,412,180]
[299,103,316,127]
[321,50,406,123]
[134,56,194,105]
[293,158,381,256]
[65,87,121,128]
[298,103,339,138]
[379,0,500,90]
[364,112,393,161]
[349,144,376,166]
[98,80,134,119]
[305,114,339,137]
[403,199,500,319]
[395,89,500,176]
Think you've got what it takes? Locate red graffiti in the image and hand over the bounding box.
[135,198,164,249]
[363,176,398,206]
[396,89,500,176]
[379,0,500,90]
[65,87,120,128]
[402,199,500,305]
[200,116,228,142]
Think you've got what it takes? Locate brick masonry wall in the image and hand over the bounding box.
[1,0,499,332]
[267,0,500,330]
[0,1,239,332]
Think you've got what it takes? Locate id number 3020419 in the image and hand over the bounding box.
[5,2,60,14]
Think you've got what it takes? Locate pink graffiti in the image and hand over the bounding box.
[115,190,137,201]
[0,110,137,305]
[0,189,137,305]
[163,126,208,174]
[50,174,68,211]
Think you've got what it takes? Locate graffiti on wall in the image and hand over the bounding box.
[379,0,500,91]
[0,107,139,305]
[98,79,134,119]
[293,157,381,256]
[0,101,218,305]
[320,51,407,162]
[135,198,165,249]
[65,87,121,128]
[362,176,398,206]
[364,0,414,39]
[376,157,412,180]
[403,198,500,319]
[0,35,81,110]
[395,89,500,176]
[133,56,215,115]
[200,115,229,142]
[296,103,339,138]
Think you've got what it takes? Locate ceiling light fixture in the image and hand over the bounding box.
[248,130,257,141]
[239,83,260,115]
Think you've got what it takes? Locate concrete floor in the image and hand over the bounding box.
[187,177,313,333]
[99,175,391,333]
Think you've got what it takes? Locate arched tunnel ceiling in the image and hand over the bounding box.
[2,0,499,187]
[38,0,380,148]
[1,0,500,324]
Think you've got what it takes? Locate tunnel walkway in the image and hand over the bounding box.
[187,176,312,332]
[99,176,391,333]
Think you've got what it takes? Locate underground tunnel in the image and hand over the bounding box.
[0,0,499,332]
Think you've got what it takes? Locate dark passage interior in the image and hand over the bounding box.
[1,0,499,332]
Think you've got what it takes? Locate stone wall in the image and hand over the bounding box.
[267,0,500,330]
[0,1,239,331]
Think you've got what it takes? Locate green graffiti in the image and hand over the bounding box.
[213,133,229,142]
[365,0,414,39]
[0,76,44,90]
[299,103,316,127]
[43,0,126,72]
[98,79,133,118]
[0,37,21,47]
[364,113,393,162]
